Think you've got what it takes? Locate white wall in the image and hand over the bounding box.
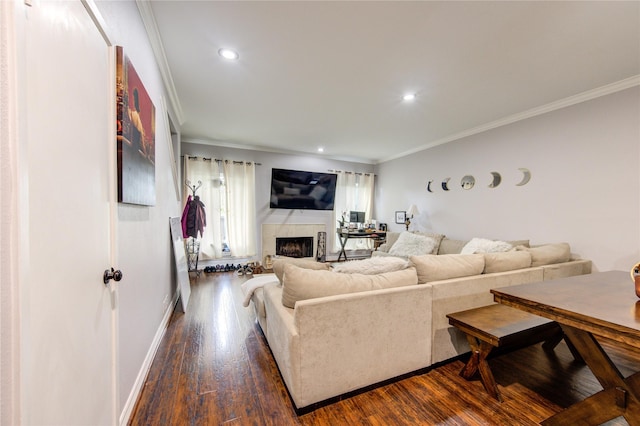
[181,143,375,257]
[375,87,640,272]
[95,2,182,420]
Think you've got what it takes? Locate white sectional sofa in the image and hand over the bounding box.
[245,233,592,410]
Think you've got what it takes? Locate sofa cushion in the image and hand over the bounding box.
[272,257,331,282]
[332,256,410,274]
[483,251,532,273]
[389,232,437,257]
[281,264,418,308]
[460,238,513,254]
[437,238,468,255]
[527,243,571,267]
[410,254,485,283]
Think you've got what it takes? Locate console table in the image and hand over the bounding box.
[492,271,640,425]
[336,229,386,261]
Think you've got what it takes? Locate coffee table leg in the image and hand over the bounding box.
[460,335,502,402]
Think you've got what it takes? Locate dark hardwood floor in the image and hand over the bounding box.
[129,272,640,425]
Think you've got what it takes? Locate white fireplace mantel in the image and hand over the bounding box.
[262,224,326,262]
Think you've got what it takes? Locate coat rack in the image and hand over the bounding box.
[183,180,204,276]
[185,180,202,197]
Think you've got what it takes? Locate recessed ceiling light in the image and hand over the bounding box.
[317,147,324,153]
[218,48,239,60]
[403,93,416,102]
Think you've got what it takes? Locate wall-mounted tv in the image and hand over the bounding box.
[270,168,337,210]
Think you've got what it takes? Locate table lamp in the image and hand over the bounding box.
[405,204,419,231]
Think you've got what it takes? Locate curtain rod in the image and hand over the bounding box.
[182,155,261,166]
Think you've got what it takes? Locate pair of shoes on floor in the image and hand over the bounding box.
[236,264,253,276]
[204,264,239,273]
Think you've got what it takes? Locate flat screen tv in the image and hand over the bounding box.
[270,168,337,210]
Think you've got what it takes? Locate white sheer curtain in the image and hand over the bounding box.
[182,157,223,259]
[223,160,257,257]
[333,171,375,251]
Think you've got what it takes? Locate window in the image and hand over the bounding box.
[183,157,256,259]
[332,171,375,251]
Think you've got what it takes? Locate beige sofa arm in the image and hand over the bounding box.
[290,284,433,408]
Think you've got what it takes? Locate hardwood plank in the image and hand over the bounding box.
[129,272,640,425]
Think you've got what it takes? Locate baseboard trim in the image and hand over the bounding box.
[119,290,180,425]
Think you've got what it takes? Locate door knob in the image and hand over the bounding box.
[103,268,123,285]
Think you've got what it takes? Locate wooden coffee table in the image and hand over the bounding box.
[492,271,640,425]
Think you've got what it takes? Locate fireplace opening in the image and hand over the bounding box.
[276,236,314,258]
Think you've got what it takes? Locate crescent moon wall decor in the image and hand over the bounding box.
[441,178,451,191]
[427,180,434,193]
[516,168,532,186]
[489,171,502,188]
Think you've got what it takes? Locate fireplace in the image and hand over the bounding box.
[276,236,314,258]
[262,224,325,262]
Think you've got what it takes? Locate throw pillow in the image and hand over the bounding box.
[410,254,485,283]
[483,251,532,274]
[272,257,331,283]
[413,232,446,254]
[378,232,401,253]
[507,239,530,248]
[332,256,410,275]
[388,232,437,257]
[460,238,513,254]
[281,264,418,308]
[527,243,571,267]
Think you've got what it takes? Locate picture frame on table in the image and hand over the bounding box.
[395,211,406,224]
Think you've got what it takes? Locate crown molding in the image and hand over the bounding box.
[182,137,376,165]
[380,75,640,164]
[136,0,184,124]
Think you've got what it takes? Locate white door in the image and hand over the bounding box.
[22,1,116,424]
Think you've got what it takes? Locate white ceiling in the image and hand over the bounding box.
[142,1,640,164]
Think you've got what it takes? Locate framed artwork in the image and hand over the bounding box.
[395,211,406,224]
[116,46,156,205]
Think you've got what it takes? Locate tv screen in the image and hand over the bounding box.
[270,168,337,210]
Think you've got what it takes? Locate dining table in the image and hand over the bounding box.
[491,270,640,425]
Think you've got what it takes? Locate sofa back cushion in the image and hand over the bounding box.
[437,238,468,255]
[272,257,331,283]
[410,254,485,284]
[483,251,532,273]
[526,243,571,267]
[281,264,418,308]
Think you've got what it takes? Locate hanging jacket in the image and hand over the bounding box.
[182,195,207,239]
[193,196,206,238]
[181,195,192,239]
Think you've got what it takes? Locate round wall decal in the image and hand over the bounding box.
[442,178,451,191]
[516,168,531,186]
[461,175,475,190]
[489,171,501,188]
